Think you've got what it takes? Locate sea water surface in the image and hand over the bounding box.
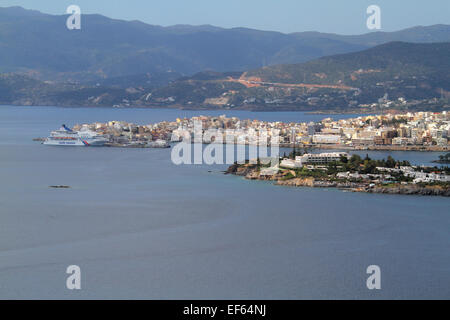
[0,105,449,299]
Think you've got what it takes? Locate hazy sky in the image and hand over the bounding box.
[2,0,449,34]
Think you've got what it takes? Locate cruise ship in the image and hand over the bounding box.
[43,125,108,146]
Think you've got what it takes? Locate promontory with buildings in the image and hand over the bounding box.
[226,152,450,197]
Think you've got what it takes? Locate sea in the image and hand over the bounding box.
[0,105,449,299]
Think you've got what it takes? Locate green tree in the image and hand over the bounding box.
[361,160,377,174]
[386,155,396,168]
[340,155,348,163]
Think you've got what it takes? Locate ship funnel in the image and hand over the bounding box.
[61,124,73,132]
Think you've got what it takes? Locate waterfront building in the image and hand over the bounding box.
[295,152,349,165]
[312,134,341,144]
[280,159,302,169]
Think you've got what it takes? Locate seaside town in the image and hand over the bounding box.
[40,111,448,196]
[65,111,450,151]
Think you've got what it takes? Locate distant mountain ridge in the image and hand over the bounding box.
[145,42,450,110]
[1,42,449,111]
[247,42,450,84]
[1,6,450,84]
[291,24,450,46]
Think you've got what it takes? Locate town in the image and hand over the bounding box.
[70,111,449,151]
[63,111,450,196]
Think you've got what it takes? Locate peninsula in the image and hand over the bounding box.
[226,153,450,197]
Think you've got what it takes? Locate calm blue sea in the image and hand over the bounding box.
[0,105,449,299]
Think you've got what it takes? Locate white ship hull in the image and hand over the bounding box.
[43,125,108,146]
[43,138,107,146]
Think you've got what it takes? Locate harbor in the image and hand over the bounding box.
[35,111,449,151]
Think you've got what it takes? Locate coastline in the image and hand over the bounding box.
[1,103,446,114]
[225,163,450,197]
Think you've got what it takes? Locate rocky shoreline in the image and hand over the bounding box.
[225,163,450,197]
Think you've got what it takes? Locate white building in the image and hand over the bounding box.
[312,134,341,144]
[280,159,302,169]
[296,152,349,165]
[412,172,450,183]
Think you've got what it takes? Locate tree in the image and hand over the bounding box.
[350,154,362,168]
[361,160,377,174]
[327,162,338,174]
[291,145,297,159]
[386,155,396,168]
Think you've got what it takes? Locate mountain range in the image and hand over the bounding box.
[0,6,449,111]
[1,6,450,83]
[147,42,450,110]
[2,42,449,110]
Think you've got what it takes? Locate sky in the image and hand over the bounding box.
[1,0,449,34]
